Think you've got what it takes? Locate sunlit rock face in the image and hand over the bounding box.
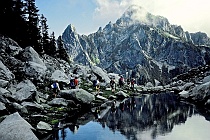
[62,5,210,85]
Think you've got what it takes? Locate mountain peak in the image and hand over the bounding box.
[66,24,77,33]
[117,5,149,26]
[125,5,147,15]
[117,5,170,30]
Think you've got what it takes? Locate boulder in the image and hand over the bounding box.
[48,98,68,107]
[0,112,38,140]
[0,102,6,111]
[0,79,9,88]
[21,102,44,112]
[60,89,95,105]
[179,82,195,91]
[154,79,161,86]
[0,95,10,104]
[37,121,52,131]
[205,99,210,108]
[145,82,154,87]
[202,75,210,84]
[0,88,10,96]
[23,61,47,81]
[115,91,129,99]
[9,80,37,102]
[21,46,45,65]
[189,81,210,102]
[7,44,23,56]
[12,102,28,114]
[179,90,190,99]
[51,70,69,84]
[91,65,110,84]
[0,60,15,81]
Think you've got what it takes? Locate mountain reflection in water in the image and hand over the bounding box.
[55,92,210,140]
[101,92,193,139]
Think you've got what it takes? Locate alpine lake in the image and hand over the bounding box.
[51,92,210,140]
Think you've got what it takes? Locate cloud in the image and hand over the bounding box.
[93,0,129,22]
[93,0,210,36]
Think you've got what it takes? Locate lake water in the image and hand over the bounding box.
[54,92,210,140]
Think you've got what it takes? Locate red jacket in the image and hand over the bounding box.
[74,78,79,86]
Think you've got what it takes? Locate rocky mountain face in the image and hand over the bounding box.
[62,5,210,85]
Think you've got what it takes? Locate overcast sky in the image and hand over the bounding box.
[36,0,210,38]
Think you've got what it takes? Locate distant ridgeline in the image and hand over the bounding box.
[62,5,210,85]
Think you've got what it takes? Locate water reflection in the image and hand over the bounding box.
[100,93,194,139]
[54,92,210,140]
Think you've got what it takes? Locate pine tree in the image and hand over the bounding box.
[0,0,27,46]
[40,14,50,55]
[49,32,57,56]
[57,36,69,62]
[0,0,54,55]
[13,0,28,47]
[24,0,42,53]
[0,0,14,36]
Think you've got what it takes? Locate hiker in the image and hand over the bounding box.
[127,78,131,86]
[74,77,79,89]
[95,79,100,94]
[51,80,60,98]
[110,78,116,93]
[69,78,75,89]
[118,75,124,88]
[93,79,97,88]
[131,78,135,91]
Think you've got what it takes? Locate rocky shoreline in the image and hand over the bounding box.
[1,36,210,139]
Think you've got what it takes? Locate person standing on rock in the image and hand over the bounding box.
[69,78,75,89]
[51,80,60,98]
[95,79,100,94]
[130,78,135,91]
[110,78,116,93]
[118,75,124,88]
[74,77,79,89]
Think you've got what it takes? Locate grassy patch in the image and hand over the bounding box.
[50,119,59,125]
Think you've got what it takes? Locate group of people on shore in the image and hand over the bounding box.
[51,76,79,98]
[110,75,136,93]
[51,75,136,98]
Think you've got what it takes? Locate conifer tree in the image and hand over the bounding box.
[0,0,54,56]
[57,36,69,62]
[49,32,57,56]
[24,0,42,53]
[13,0,28,47]
[0,0,27,46]
[40,14,50,55]
[0,0,14,36]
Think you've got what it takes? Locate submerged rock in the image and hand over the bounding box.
[37,121,52,131]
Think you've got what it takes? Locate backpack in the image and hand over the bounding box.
[119,77,124,84]
[93,80,97,87]
[131,79,135,84]
[70,79,75,87]
[53,82,57,89]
